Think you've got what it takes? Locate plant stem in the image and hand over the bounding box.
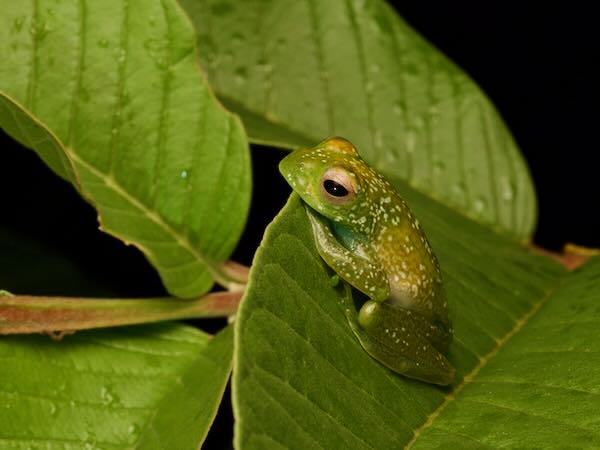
[215,260,250,291]
[0,291,242,335]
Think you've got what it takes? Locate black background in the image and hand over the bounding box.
[396,2,599,250]
[0,2,598,448]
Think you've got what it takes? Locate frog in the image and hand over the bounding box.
[279,137,455,385]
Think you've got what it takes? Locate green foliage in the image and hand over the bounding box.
[181,0,536,239]
[235,193,600,448]
[0,324,233,448]
[0,0,251,298]
[1,0,599,448]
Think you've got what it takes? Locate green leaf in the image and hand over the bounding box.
[234,191,600,448]
[411,257,600,447]
[0,0,251,297]
[0,323,233,449]
[180,0,536,240]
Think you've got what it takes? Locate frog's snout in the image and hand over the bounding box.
[278,154,291,176]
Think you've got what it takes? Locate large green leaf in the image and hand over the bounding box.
[0,0,251,297]
[234,192,600,448]
[0,324,233,449]
[411,257,600,447]
[180,0,535,240]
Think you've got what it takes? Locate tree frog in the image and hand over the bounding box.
[279,137,455,385]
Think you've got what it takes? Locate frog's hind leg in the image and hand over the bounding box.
[341,287,454,385]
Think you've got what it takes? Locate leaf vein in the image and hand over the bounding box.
[106,0,129,175]
[307,0,335,134]
[253,364,381,448]
[406,276,565,448]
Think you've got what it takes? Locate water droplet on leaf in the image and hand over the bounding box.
[13,16,25,32]
[433,161,445,174]
[234,67,247,85]
[473,196,487,213]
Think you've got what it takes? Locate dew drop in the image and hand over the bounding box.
[117,48,127,64]
[180,170,188,179]
[83,431,97,450]
[13,16,25,32]
[413,115,425,129]
[374,129,383,149]
[393,101,405,116]
[234,66,247,85]
[451,182,466,198]
[473,196,487,213]
[100,386,114,405]
[143,37,161,52]
[122,90,131,106]
[231,32,244,46]
[405,129,417,153]
[49,402,58,417]
[501,179,515,202]
[428,103,439,117]
[450,181,467,204]
[256,58,272,76]
[29,20,49,42]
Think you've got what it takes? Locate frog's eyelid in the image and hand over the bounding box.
[320,167,358,204]
[321,167,357,192]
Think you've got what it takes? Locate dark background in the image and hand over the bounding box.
[397,2,599,251]
[0,2,598,448]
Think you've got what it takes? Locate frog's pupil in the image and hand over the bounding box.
[324,179,348,197]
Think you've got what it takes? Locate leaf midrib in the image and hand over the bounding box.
[1,91,239,290]
[405,275,567,448]
[68,149,235,287]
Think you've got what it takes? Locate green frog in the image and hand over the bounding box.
[279,137,455,385]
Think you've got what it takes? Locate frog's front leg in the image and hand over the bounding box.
[305,207,389,302]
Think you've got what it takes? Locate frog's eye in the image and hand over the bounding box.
[324,179,349,197]
[320,167,356,204]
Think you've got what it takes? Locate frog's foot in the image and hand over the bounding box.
[329,274,340,287]
[350,300,455,385]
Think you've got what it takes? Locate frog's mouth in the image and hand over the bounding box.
[300,200,332,232]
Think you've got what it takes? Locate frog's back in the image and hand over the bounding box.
[370,189,449,325]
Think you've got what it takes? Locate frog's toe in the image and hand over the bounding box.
[358,300,383,329]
